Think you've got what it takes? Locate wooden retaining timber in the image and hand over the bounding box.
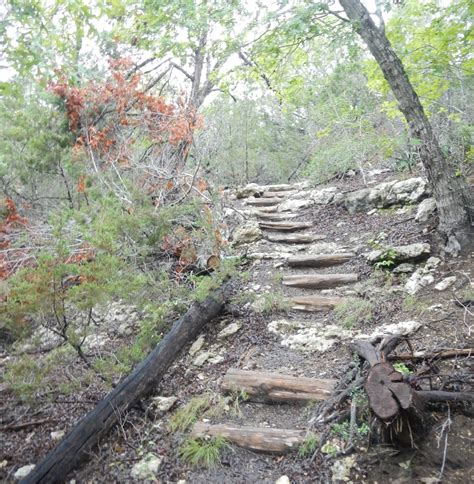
[221,369,336,403]
[255,212,300,221]
[287,253,354,268]
[256,205,280,213]
[246,198,282,206]
[282,273,358,289]
[258,221,313,232]
[290,295,346,312]
[266,234,326,244]
[21,286,229,484]
[261,190,298,198]
[191,422,312,454]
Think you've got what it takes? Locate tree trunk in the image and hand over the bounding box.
[339,0,472,249]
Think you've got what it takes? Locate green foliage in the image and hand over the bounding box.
[393,363,412,376]
[169,395,212,433]
[334,298,374,329]
[331,420,369,442]
[179,436,229,468]
[374,249,399,270]
[260,291,291,315]
[298,434,319,458]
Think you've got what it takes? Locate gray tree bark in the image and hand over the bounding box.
[339,0,472,250]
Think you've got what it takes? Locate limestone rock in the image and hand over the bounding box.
[130,453,162,480]
[331,456,356,482]
[14,465,35,480]
[435,276,456,291]
[425,257,441,270]
[193,351,212,367]
[151,396,178,412]
[275,476,291,484]
[366,243,431,264]
[232,222,263,245]
[393,263,415,274]
[278,198,314,212]
[405,269,435,295]
[415,197,437,223]
[268,320,352,352]
[310,186,337,205]
[344,177,429,213]
[217,322,242,339]
[50,430,65,440]
[360,320,421,341]
[235,183,262,199]
[189,335,205,356]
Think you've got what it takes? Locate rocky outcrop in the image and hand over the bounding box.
[415,197,437,223]
[232,222,263,245]
[366,243,431,264]
[343,177,430,213]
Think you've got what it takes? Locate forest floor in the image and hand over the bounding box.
[1,168,473,483]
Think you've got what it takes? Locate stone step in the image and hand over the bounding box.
[191,422,314,454]
[266,234,326,244]
[221,368,336,403]
[258,221,313,232]
[282,273,358,289]
[289,295,346,312]
[287,253,354,268]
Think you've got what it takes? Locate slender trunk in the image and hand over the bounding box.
[339,0,472,249]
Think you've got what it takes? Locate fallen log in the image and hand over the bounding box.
[258,221,313,231]
[287,253,354,268]
[256,205,279,213]
[388,348,473,361]
[282,273,358,289]
[221,369,336,403]
[21,286,229,484]
[245,198,282,206]
[191,422,312,454]
[289,295,346,312]
[266,234,326,244]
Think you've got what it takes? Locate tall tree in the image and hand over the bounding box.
[338,0,472,252]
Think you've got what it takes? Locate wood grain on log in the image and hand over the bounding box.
[290,295,346,312]
[21,286,229,484]
[221,369,336,403]
[262,190,297,198]
[388,348,473,361]
[256,212,300,221]
[246,198,281,206]
[287,253,355,268]
[282,273,358,289]
[258,221,313,232]
[191,422,312,453]
[365,362,412,420]
[266,234,326,244]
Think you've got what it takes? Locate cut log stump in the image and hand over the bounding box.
[259,221,313,232]
[282,273,358,289]
[266,234,326,244]
[221,369,336,403]
[287,253,354,268]
[289,295,346,312]
[246,198,282,207]
[191,422,312,454]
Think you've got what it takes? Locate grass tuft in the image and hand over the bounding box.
[179,436,229,468]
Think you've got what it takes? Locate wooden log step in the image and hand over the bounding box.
[266,234,326,244]
[256,212,300,221]
[261,190,298,198]
[221,369,336,403]
[282,273,358,289]
[264,184,299,192]
[259,221,313,232]
[256,205,279,213]
[191,422,312,454]
[246,198,281,207]
[289,295,346,312]
[287,253,354,268]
